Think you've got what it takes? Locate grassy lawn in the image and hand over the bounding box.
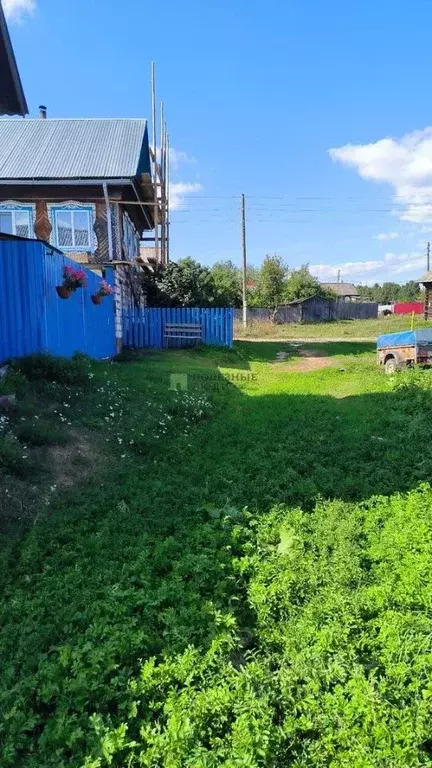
[1,345,432,766]
[235,312,426,339]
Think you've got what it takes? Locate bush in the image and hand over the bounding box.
[0,433,39,478]
[0,369,27,399]
[13,353,93,387]
[77,485,432,767]
[14,420,70,447]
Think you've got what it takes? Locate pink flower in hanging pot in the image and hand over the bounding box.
[91,280,114,305]
[56,265,88,297]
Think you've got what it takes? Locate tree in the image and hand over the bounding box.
[284,265,322,302]
[210,260,242,307]
[140,263,167,306]
[156,258,217,306]
[354,281,422,304]
[141,258,218,307]
[399,281,421,302]
[255,255,288,320]
[245,265,261,307]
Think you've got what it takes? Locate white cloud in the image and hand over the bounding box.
[310,251,424,282]
[330,128,432,225]
[170,182,203,210]
[3,0,35,21]
[375,232,399,241]
[154,145,201,209]
[156,146,195,172]
[169,148,195,171]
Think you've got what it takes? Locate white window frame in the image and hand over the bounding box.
[51,205,94,252]
[0,203,34,238]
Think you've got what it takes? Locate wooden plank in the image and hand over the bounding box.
[165,323,202,329]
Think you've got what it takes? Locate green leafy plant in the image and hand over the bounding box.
[13,353,93,387]
[14,420,70,446]
[3,347,432,767]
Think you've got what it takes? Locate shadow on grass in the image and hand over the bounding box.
[1,356,431,766]
[235,340,376,362]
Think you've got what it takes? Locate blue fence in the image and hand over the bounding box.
[0,237,116,363]
[123,307,233,349]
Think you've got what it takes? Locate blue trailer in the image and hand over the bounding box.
[377,328,432,373]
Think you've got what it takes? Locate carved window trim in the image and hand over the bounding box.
[0,201,35,238]
[48,202,96,252]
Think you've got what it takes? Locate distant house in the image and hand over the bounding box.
[0,1,28,116]
[320,282,360,302]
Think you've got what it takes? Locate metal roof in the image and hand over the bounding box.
[0,118,150,179]
[418,271,432,284]
[0,2,28,116]
[321,282,360,297]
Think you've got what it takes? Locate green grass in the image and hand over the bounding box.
[235,313,426,339]
[2,348,432,766]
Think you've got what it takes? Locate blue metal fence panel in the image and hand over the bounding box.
[0,238,116,363]
[0,239,45,361]
[122,307,233,349]
[41,250,116,359]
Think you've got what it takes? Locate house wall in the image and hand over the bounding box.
[0,195,146,348]
[0,194,141,266]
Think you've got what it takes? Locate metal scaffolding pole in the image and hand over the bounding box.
[151,61,159,263]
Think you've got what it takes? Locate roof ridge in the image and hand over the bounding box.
[0,118,150,180]
[0,117,147,122]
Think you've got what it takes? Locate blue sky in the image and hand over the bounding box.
[5,0,432,283]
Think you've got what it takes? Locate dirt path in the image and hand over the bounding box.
[236,336,374,343]
[272,346,335,372]
[289,348,335,371]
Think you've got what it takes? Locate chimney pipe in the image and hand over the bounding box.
[39,105,47,119]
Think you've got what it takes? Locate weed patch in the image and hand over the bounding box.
[14,420,70,446]
[2,348,432,765]
[13,353,94,387]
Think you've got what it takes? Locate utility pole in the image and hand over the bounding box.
[427,241,431,272]
[241,193,247,328]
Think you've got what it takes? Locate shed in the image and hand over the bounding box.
[320,282,360,301]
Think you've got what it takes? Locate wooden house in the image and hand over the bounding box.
[418,272,432,320]
[0,116,154,263]
[0,116,156,347]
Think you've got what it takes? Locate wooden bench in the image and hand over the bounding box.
[164,323,202,347]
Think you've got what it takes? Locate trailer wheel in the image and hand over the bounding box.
[384,357,399,374]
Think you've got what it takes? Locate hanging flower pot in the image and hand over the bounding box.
[56,265,88,299]
[56,286,74,299]
[91,280,114,306]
